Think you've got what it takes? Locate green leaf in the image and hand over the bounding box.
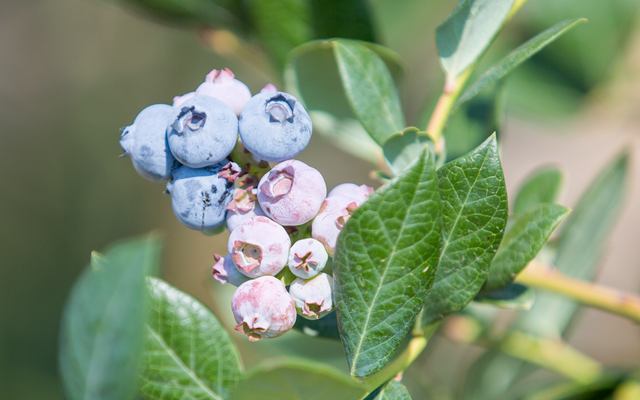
[484,203,571,291]
[293,311,341,340]
[367,380,412,400]
[422,134,508,326]
[229,358,369,400]
[513,166,564,214]
[517,151,630,338]
[475,283,535,310]
[59,234,162,400]
[332,40,405,145]
[250,0,313,69]
[285,39,405,160]
[456,18,588,107]
[310,0,377,42]
[333,148,441,378]
[436,0,516,81]
[141,277,244,400]
[382,127,434,175]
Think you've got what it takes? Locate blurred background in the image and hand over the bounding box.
[1,0,639,398]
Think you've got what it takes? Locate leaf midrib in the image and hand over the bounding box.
[146,325,223,400]
[350,158,427,376]
[438,147,491,261]
[335,42,400,134]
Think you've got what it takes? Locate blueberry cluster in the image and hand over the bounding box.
[119,68,373,342]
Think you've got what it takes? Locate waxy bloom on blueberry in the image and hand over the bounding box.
[257,160,327,226]
[120,104,175,181]
[289,273,334,320]
[167,95,238,168]
[228,216,291,278]
[195,68,252,116]
[166,161,237,233]
[328,183,374,206]
[239,91,312,162]
[231,276,296,341]
[288,238,328,280]
[311,195,359,255]
[212,254,249,287]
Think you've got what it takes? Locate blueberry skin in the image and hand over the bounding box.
[167,95,238,168]
[165,161,236,232]
[239,91,312,162]
[120,104,176,181]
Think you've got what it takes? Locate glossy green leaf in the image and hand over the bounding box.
[436,0,516,81]
[59,234,162,400]
[513,166,564,214]
[422,134,508,326]
[141,277,243,400]
[484,203,571,291]
[367,380,412,400]
[229,358,368,400]
[334,148,441,378]
[517,151,630,338]
[285,39,404,160]
[333,40,405,145]
[293,311,341,340]
[251,0,313,69]
[475,283,535,310]
[456,18,587,107]
[310,0,377,42]
[383,127,434,175]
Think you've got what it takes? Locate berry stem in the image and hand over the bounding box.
[515,261,640,323]
[362,324,438,389]
[425,68,472,146]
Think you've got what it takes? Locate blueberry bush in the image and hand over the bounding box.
[59,0,640,399]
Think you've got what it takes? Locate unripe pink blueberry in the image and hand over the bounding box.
[289,273,334,320]
[231,276,296,341]
[257,160,327,226]
[225,186,269,233]
[288,238,328,279]
[260,83,277,93]
[212,254,249,287]
[195,68,252,116]
[228,216,291,278]
[311,195,359,256]
[328,183,374,206]
[172,92,196,108]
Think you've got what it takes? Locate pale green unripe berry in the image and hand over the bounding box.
[289,273,334,320]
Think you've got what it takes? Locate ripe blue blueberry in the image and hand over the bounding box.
[120,104,176,181]
[238,91,312,162]
[167,95,238,168]
[165,160,237,233]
